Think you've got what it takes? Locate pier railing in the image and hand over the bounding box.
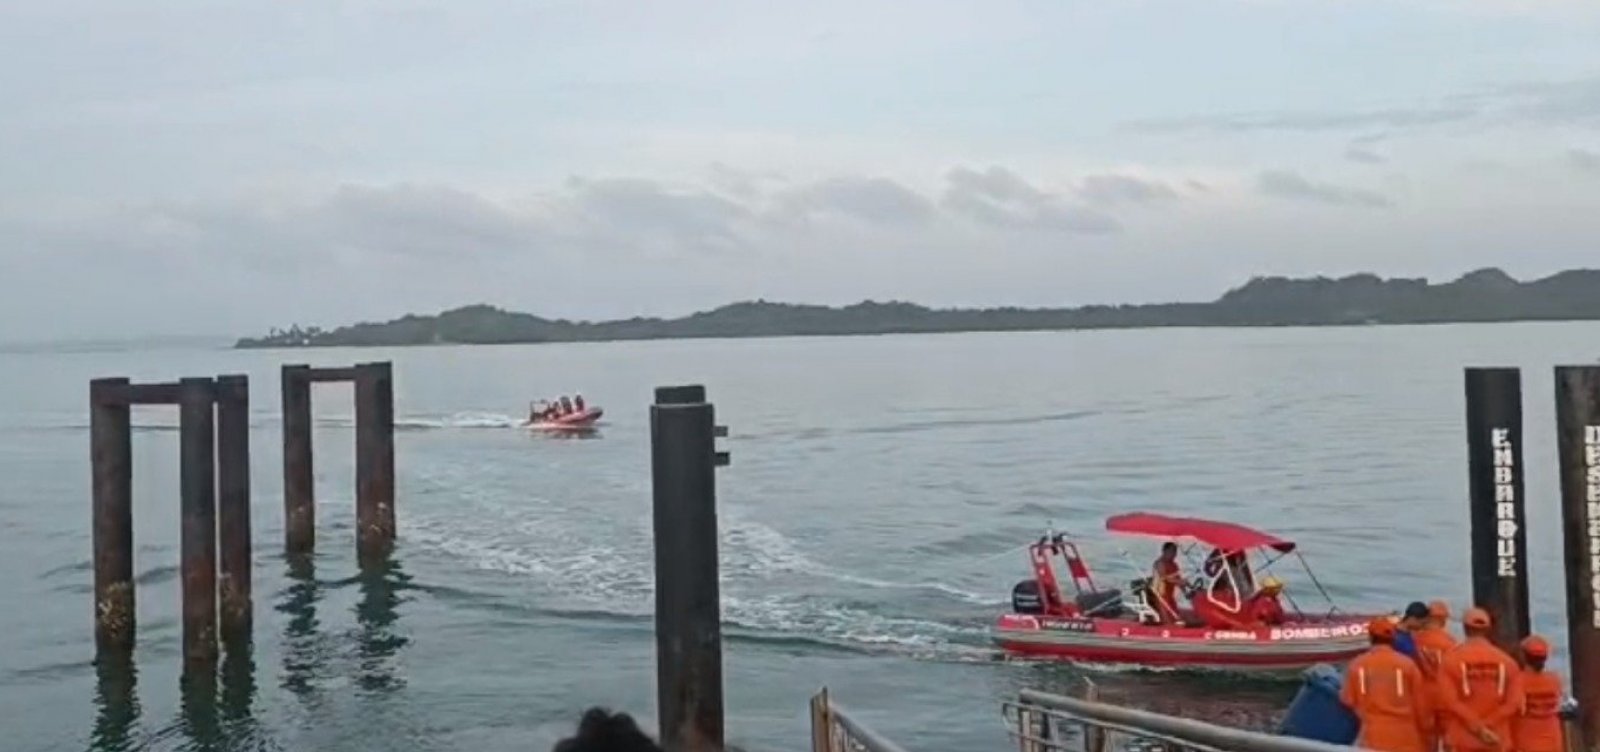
[1003,687,1364,752]
[810,689,913,752]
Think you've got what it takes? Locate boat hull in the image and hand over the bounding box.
[993,613,1371,672]
[528,407,603,429]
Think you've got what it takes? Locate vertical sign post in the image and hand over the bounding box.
[1557,366,1600,752]
[1465,367,1531,651]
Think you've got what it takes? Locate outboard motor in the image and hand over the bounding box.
[1011,580,1045,614]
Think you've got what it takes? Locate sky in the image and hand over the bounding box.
[3,0,1600,340]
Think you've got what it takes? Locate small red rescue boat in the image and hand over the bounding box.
[993,512,1381,672]
[527,407,603,430]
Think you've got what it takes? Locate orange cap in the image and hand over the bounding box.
[1523,635,1550,659]
[1463,607,1492,629]
[1428,600,1450,618]
[1368,616,1397,640]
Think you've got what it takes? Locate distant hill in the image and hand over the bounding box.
[234,268,1600,348]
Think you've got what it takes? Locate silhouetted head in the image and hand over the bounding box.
[1161,542,1177,558]
[1367,616,1396,645]
[1401,601,1430,631]
[553,708,662,752]
[1463,607,1493,638]
[1522,635,1550,670]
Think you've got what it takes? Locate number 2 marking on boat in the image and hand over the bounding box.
[1120,627,1130,637]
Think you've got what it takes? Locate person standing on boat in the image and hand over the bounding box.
[1340,617,1434,752]
[1150,542,1183,624]
[1436,608,1523,752]
[1513,635,1565,752]
[574,394,586,412]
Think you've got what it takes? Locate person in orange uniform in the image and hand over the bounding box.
[1150,542,1183,624]
[1436,608,1523,752]
[1340,617,1433,752]
[1514,635,1565,752]
[1414,601,1460,678]
[1412,601,1459,751]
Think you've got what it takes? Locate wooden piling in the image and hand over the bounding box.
[650,385,725,752]
[1465,367,1532,650]
[281,365,314,554]
[178,377,219,670]
[1556,365,1600,752]
[354,362,396,565]
[90,377,135,655]
[215,374,252,646]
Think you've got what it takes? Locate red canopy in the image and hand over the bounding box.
[1104,512,1296,553]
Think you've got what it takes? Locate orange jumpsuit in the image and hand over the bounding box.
[1414,626,1460,749]
[1151,558,1181,623]
[1340,644,1434,752]
[1436,637,1524,752]
[1513,667,1565,752]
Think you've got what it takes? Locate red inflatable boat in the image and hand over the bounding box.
[993,512,1381,672]
[527,407,603,429]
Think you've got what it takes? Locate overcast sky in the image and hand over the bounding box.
[4,0,1599,340]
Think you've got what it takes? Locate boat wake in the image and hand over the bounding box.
[404,504,999,663]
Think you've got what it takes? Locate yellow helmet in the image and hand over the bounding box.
[1261,576,1284,592]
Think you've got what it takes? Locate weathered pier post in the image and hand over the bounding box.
[178,377,220,670]
[281,365,314,554]
[280,362,398,563]
[355,361,396,565]
[90,378,135,655]
[215,374,252,645]
[1464,367,1531,651]
[651,384,731,752]
[1556,365,1600,752]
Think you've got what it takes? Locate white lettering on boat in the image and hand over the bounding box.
[1493,427,1519,578]
[1039,618,1096,633]
[1207,630,1257,641]
[1269,623,1366,641]
[1586,426,1600,628]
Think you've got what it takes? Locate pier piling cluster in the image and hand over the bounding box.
[88,363,397,676]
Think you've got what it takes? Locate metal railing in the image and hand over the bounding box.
[1003,685,1365,752]
[810,688,913,752]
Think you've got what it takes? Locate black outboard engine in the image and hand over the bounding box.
[1011,580,1044,614]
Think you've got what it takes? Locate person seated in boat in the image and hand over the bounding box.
[560,395,575,415]
[574,394,586,412]
[1245,576,1287,626]
[1150,542,1184,624]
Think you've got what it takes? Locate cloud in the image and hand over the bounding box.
[1569,148,1600,175]
[1124,105,1479,135]
[1256,170,1393,208]
[773,176,935,226]
[1121,75,1600,137]
[1076,174,1181,205]
[940,166,1121,234]
[1344,134,1388,165]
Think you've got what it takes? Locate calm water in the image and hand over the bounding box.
[2,324,1597,751]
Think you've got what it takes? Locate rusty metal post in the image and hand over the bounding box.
[215,374,252,647]
[354,362,395,566]
[1465,367,1531,650]
[282,365,314,554]
[91,377,134,655]
[179,377,219,671]
[1557,365,1600,752]
[651,384,726,752]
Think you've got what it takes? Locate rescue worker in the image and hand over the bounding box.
[1340,616,1433,752]
[560,395,575,415]
[1513,635,1565,752]
[1245,577,1287,626]
[1436,608,1523,752]
[1395,601,1429,660]
[1412,600,1460,751]
[574,394,586,412]
[1150,542,1183,625]
[1414,601,1459,678]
